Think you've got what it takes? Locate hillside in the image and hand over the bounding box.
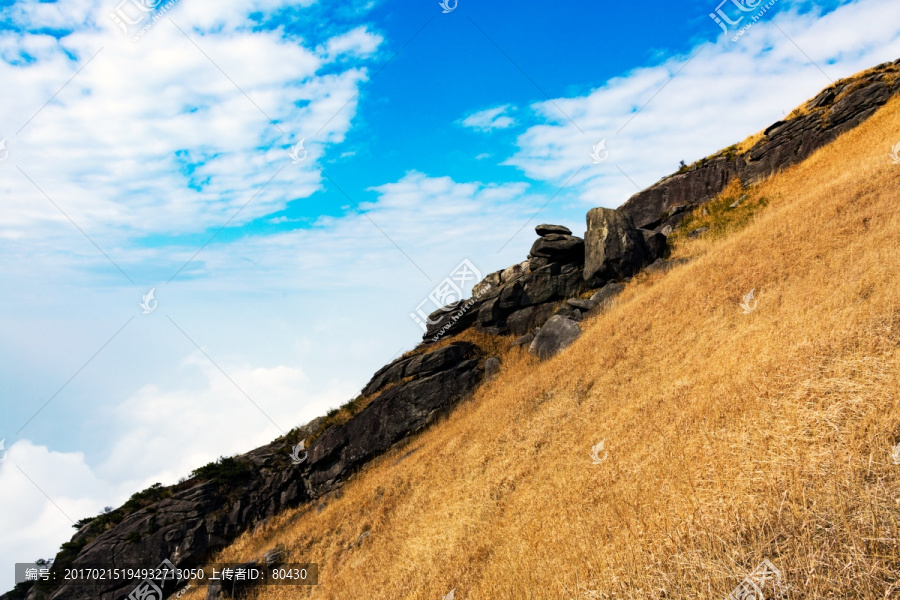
[175,79,900,597]
[6,61,900,600]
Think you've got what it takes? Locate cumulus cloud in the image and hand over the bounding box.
[503,0,900,208]
[460,104,516,132]
[0,0,380,255]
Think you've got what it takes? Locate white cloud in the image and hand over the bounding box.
[0,354,351,590]
[0,0,379,253]
[505,0,900,208]
[460,104,516,132]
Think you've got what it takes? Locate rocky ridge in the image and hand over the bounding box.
[620,59,900,231]
[5,56,899,600]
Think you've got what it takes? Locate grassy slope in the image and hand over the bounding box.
[184,95,900,600]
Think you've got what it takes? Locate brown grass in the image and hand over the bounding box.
[180,94,900,600]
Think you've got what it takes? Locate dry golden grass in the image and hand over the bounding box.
[182,95,900,600]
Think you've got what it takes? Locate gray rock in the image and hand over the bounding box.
[645,257,691,274]
[473,271,501,297]
[529,234,584,262]
[484,357,501,380]
[687,227,709,238]
[528,315,582,361]
[587,282,625,316]
[510,333,534,348]
[506,306,535,336]
[583,208,651,282]
[640,228,669,260]
[535,224,572,236]
[567,298,597,311]
[522,265,559,305]
[619,61,900,229]
[500,261,529,283]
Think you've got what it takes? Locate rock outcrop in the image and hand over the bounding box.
[424,219,666,343]
[529,316,582,360]
[583,208,652,283]
[619,59,900,231]
[7,343,486,600]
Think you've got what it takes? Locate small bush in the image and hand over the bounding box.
[191,456,252,485]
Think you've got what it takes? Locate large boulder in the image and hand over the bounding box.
[640,228,669,260]
[583,208,651,283]
[528,315,582,361]
[529,234,584,263]
[535,224,572,236]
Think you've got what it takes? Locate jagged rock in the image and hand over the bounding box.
[529,234,584,262]
[567,298,597,311]
[477,296,501,325]
[473,271,501,297]
[535,224,572,236]
[619,61,900,229]
[523,264,559,305]
[583,208,651,282]
[27,340,486,600]
[405,342,477,378]
[308,342,483,493]
[498,280,525,310]
[506,306,535,336]
[528,316,582,360]
[362,357,410,396]
[501,261,529,283]
[485,357,501,380]
[588,282,625,315]
[511,333,534,348]
[641,229,669,260]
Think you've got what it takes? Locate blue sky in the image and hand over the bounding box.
[1,0,900,588]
